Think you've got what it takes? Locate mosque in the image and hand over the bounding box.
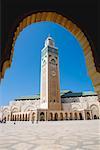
[0,36,100,121]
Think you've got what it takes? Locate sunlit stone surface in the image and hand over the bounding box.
[0,120,100,150]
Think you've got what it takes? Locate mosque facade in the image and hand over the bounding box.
[0,36,100,121]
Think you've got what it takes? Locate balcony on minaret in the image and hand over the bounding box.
[41,35,58,56]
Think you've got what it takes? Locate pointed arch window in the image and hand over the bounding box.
[51,59,56,64]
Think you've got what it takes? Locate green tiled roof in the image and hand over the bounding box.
[15,90,97,101]
[82,91,97,96]
[15,94,40,101]
[61,91,97,98]
[60,90,72,96]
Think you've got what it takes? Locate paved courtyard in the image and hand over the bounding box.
[0,120,100,150]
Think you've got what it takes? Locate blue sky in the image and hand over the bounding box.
[0,21,94,106]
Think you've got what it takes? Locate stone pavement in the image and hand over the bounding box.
[0,120,100,150]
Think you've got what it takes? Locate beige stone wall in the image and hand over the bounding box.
[1,95,100,121]
[62,95,100,119]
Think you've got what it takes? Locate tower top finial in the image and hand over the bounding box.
[45,34,55,47]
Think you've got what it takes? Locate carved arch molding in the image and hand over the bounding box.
[0,12,100,96]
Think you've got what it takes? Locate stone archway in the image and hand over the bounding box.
[79,113,83,120]
[90,104,99,119]
[74,112,78,120]
[40,112,45,121]
[11,107,19,113]
[1,12,100,98]
[69,113,73,120]
[86,112,91,120]
[3,108,10,121]
[49,112,53,121]
[54,113,58,121]
[60,113,63,120]
[65,113,68,120]
[23,106,35,112]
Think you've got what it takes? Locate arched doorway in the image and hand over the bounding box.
[90,105,99,119]
[2,108,9,122]
[74,112,78,120]
[94,115,97,119]
[65,113,68,120]
[40,112,45,121]
[49,113,53,121]
[86,112,91,120]
[54,113,58,121]
[60,113,63,120]
[79,113,83,120]
[69,113,72,120]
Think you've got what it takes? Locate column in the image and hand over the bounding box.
[46,111,48,121]
[30,112,32,121]
[72,112,74,120]
[77,112,79,120]
[90,110,93,120]
[82,110,86,120]
[52,113,54,121]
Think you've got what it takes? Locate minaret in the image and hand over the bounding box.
[40,35,61,110]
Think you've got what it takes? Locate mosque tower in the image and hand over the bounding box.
[40,35,61,110]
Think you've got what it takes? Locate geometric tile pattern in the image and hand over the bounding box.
[0,120,100,150]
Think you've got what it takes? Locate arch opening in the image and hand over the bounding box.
[54,113,58,121]
[74,112,78,120]
[40,112,45,121]
[86,112,91,120]
[49,113,53,121]
[65,113,68,120]
[79,113,83,120]
[1,11,99,100]
[90,105,99,119]
[69,113,73,120]
[60,113,63,120]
